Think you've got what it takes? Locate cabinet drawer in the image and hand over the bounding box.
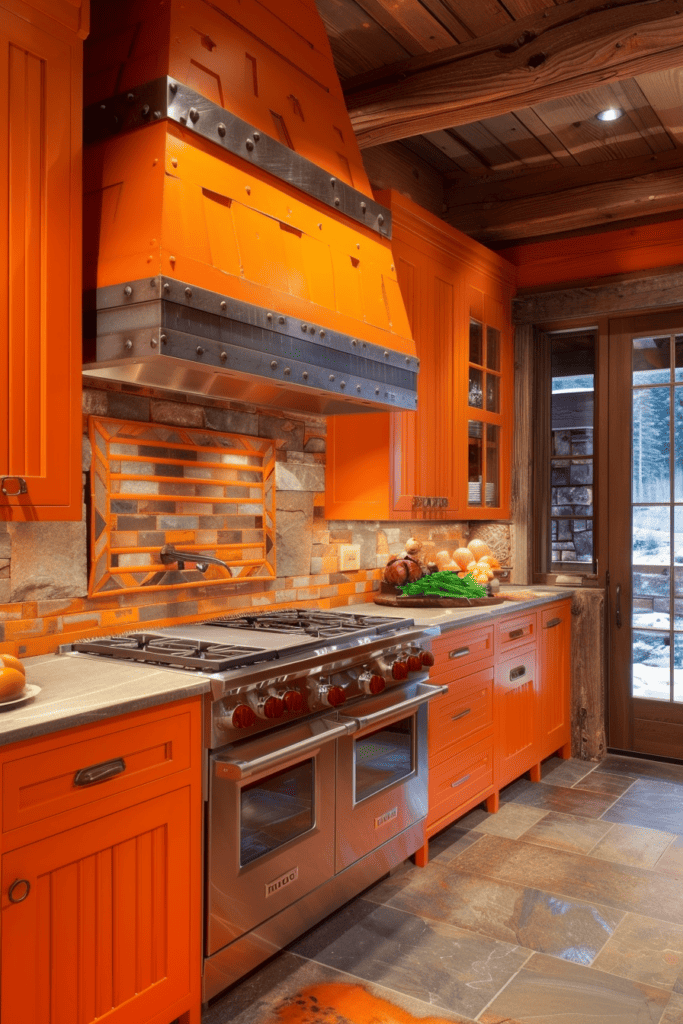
[432,624,495,676]
[428,734,494,827]
[496,612,537,652]
[429,665,494,755]
[2,706,192,833]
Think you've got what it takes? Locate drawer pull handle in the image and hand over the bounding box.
[510,666,526,681]
[451,773,470,788]
[8,878,30,904]
[74,757,126,787]
[508,628,525,639]
[544,617,562,629]
[1,476,28,496]
[449,647,470,659]
[452,708,472,721]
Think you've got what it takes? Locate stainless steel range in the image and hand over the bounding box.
[62,609,445,1003]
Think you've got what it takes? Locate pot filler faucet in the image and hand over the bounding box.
[159,543,230,574]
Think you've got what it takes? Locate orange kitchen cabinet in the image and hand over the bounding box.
[539,599,572,761]
[326,191,516,520]
[495,643,539,791]
[0,697,202,1024]
[0,0,87,521]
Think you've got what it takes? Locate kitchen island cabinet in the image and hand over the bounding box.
[0,696,202,1024]
[325,190,515,521]
[414,596,572,866]
[0,0,87,521]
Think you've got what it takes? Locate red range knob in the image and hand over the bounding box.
[420,650,435,668]
[321,685,346,707]
[230,704,256,729]
[407,655,423,673]
[392,661,409,681]
[261,695,284,719]
[369,674,386,694]
[282,689,305,712]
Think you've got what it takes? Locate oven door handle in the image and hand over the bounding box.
[340,681,448,732]
[213,717,356,780]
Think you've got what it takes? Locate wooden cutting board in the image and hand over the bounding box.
[374,594,506,608]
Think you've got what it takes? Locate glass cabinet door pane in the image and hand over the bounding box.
[486,424,499,506]
[470,319,482,365]
[486,374,500,412]
[354,718,414,803]
[674,336,683,382]
[633,389,670,503]
[468,421,483,505]
[469,368,483,408]
[240,761,314,866]
[486,326,500,371]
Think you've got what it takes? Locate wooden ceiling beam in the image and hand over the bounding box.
[344,0,683,147]
[444,148,683,243]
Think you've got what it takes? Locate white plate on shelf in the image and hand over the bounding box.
[0,683,41,711]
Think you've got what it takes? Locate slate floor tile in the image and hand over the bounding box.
[571,771,637,799]
[456,802,547,839]
[592,912,683,991]
[539,757,597,788]
[588,823,676,869]
[427,824,484,864]
[654,835,683,878]
[601,778,683,836]
[287,898,530,1020]
[453,833,683,925]
[202,952,476,1024]
[519,810,613,855]
[499,777,618,817]
[660,992,683,1024]
[595,754,683,787]
[478,952,670,1024]
[367,860,622,965]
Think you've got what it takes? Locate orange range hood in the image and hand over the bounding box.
[81,0,418,414]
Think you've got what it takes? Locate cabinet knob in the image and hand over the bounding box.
[8,878,30,904]
[1,477,27,496]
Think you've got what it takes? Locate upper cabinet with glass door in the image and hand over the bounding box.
[464,289,513,520]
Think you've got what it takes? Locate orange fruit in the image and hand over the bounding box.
[435,550,452,569]
[0,654,24,675]
[453,547,475,570]
[479,554,501,569]
[0,667,26,700]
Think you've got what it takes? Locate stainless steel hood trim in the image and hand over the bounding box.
[84,76,392,238]
[83,277,420,413]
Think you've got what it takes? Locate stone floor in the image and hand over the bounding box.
[204,754,683,1024]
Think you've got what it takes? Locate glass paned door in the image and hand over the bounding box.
[608,314,683,756]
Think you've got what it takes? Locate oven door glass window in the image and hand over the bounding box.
[354,717,414,804]
[240,760,314,866]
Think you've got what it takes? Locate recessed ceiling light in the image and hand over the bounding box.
[597,107,623,121]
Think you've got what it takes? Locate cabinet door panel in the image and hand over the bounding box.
[540,601,572,759]
[1,788,192,1024]
[495,648,538,788]
[0,7,81,519]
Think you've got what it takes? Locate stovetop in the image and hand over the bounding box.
[63,610,415,674]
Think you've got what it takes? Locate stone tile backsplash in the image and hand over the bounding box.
[0,382,510,655]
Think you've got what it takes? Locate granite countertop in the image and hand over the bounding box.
[0,586,574,748]
[344,584,575,634]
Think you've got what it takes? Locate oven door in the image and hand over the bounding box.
[206,715,353,955]
[335,680,446,872]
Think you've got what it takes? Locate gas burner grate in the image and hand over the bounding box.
[71,632,270,672]
[204,609,411,638]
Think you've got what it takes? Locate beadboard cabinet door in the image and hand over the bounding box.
[539,602,572,760]
[1,787,193,1024]
[0,2,85,520]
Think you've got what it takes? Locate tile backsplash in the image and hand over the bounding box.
[0,382,510,656]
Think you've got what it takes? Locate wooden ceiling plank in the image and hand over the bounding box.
[361,141,445,216]
[417,0,475,42]
[343,0,683,147]
[352,0,459,53]
[316,0,410,78]
[443,0,513,38]
[422,128,492,173]
[444,149,683,242]
[400,133,459,172]
[450,120,528,173]
[610,78,675,154]
[500,0,554,16]
[510,106,579,169]
[635,67,683,144]
[526,89,658,165]
[478,111,560,171]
